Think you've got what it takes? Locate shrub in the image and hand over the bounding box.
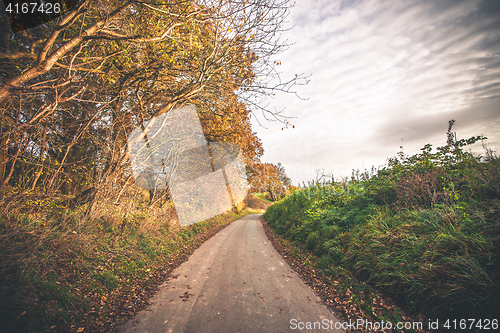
[263,130,500,323]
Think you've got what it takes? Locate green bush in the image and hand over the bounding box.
[264,135,500,322]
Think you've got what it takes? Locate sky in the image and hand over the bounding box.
[250,0,500,186]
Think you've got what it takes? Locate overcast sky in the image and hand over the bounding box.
[251,0,500,185]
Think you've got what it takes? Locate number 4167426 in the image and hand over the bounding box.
[443,319,498,330]
[5,2,61,14]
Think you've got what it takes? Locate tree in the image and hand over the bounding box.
[0,0,304,201]
[249,162,291,201]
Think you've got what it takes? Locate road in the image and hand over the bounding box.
[119,214,344,333]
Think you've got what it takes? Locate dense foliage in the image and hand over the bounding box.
[247,162,291,201]
[0,1,296,331]
[264,132,500,324]
[0,0,302,201]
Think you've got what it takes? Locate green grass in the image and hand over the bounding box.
[254,192,274,203]
[264,138,500,330]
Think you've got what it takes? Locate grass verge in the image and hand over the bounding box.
[0,187,251,333]
[261,216,429,333]
[254,192,274,203]
[263,139,499,332]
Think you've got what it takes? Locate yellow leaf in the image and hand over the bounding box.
[77,328,85,332]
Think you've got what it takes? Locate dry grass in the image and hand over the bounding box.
[0,184,249,332]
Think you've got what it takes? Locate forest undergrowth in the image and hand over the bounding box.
[0,185,254,333]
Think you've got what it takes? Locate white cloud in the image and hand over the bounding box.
[252,0,500,185]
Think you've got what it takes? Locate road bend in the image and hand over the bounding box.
[119,214,344,333]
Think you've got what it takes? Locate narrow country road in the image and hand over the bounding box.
[119,214,344,333]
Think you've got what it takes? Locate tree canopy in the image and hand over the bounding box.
[0,0,301,200]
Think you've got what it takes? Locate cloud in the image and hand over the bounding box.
[253,0,500,184]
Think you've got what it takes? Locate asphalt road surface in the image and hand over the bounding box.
[119,214,344,333]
